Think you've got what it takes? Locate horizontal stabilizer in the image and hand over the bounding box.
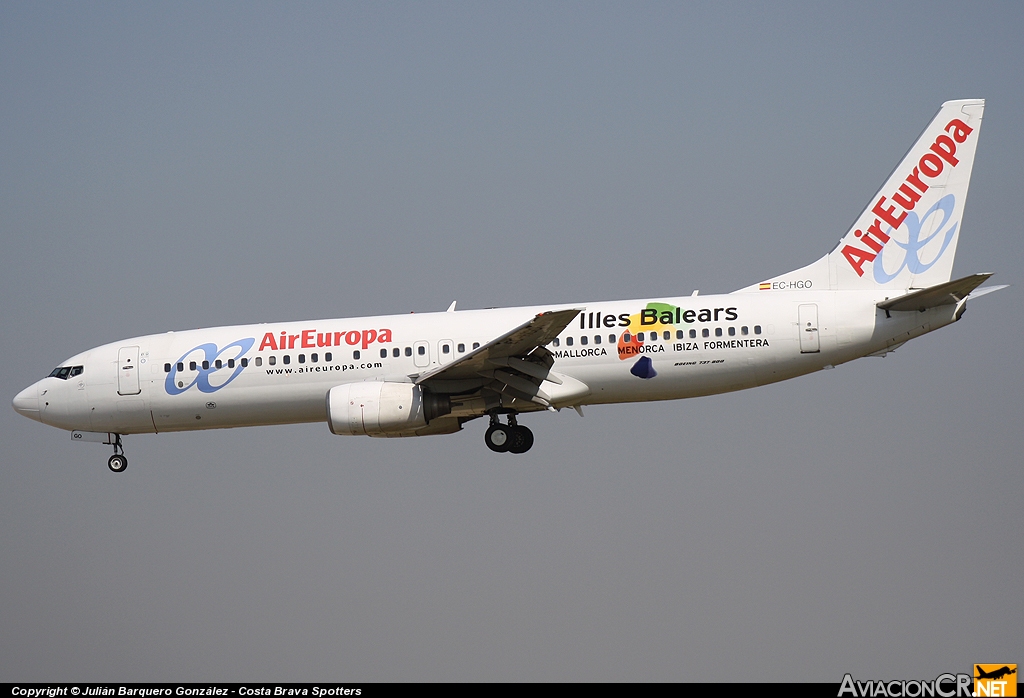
[877,273,993,312]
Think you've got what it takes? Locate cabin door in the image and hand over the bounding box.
[798,304,820,353]
[117,346,141,395]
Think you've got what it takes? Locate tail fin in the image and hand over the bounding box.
[738,99,985,292]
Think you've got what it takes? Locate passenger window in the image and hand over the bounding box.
[380,348,387,359]
[457,343,465,353]
[202,361,210,370]
[624,333,631,343]
[580,336,588,345]
[609,334,616,344]
[190,361,197,371]
[164,363,171,373]
[215,359,222,369]
[702,329,709,338]
[663,331,670,340]
[754,325,762,335]
[325,352,332,362]
[269,356,276,366]
[417,346,425,356]
[473,342,480,350]
[741,326,749,336]
[405,347,412,356]
[442,344,450,354]
[566,337,574,346]
[354,350,361,360]
[715,328,722,337]
[552,338,560,347]
[594,335,601,344]
[728,327,736,336]
[311,353,318,363]
[676,330,684,339]
[254,357,261,367]
[228,359,235,368]
[177,363,184,372]
[393,348,400,357]
[689,329,697,339]
[283,355,291,365]
[299,354,306,364]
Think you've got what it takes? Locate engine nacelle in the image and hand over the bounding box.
[326,382,451,436]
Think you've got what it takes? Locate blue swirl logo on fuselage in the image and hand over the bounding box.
[873,194,959,284]
[165,338,255,395]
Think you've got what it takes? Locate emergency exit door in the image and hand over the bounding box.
[413,340,430,368]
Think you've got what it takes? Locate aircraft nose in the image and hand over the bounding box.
[12,384,41,422]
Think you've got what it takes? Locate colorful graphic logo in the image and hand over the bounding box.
[630,356,657,379]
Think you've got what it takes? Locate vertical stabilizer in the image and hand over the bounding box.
[738,100,984,293]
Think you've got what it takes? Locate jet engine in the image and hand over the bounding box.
[327,382,451,436]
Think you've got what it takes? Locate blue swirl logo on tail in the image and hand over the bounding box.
[873,194,958,284]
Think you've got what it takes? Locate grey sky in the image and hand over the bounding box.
[2,1,1021,681]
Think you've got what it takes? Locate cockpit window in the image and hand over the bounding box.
[47,366,83,380]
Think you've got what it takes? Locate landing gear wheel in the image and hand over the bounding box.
[485,424,511,453]
[508,426,534,454]
[108,454,128,473]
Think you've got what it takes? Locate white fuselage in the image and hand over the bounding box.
[11,100,991,464]
[14,289,955,436]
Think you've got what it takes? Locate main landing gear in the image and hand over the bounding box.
[107,434,128,473]
[484,413,534,454]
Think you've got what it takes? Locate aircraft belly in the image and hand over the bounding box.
[150,383,328,432]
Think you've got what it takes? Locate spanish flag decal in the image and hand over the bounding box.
[759,283,771,290]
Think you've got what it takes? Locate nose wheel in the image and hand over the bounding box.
[484,413,534,454]
[106,434,128,472]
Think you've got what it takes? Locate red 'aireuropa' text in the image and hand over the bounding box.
[840,118,974,276]
[259,328,393,351]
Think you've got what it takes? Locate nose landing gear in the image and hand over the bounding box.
[107,434,128,473]
[484,413,534,454]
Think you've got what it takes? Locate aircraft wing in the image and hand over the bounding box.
[415,308,587,408]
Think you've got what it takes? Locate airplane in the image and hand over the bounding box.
[975,666,1016,681]
[12,99,1007,472]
